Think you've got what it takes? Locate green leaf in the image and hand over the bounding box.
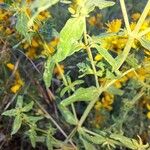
[60,87,99,107]
[110,134,137,149]
[93,0,115,9]
[28,128,37,148]
[28,0,59,28]
[16,95,24,108]
[43,56,55,88]
[107,86,124,96]
[16,12,32,43]
[79,129,106,145]
[85,0,115,13]
[93,44,116,70]
[58,105,77,125]
[11,114,22,135]
[26,116,43,123]
[46,131,53,150]
[138,37,150,51]
[2,109,16,117]
[80,135,96,150]
[55,17,85,62]
[60,80,84,97]
[126,55,139,68]
[22,101,34,112]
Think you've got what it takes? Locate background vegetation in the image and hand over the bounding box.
[0,0,150,149]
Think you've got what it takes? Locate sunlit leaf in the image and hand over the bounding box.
[55,17,85,62]
[43,56,55,88]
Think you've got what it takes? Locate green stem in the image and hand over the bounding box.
[77,89,103,128]
[115,0,150,71]
[64,127,78,144]
[133,0,150,34]
[119,0,131,33]
[55,62,78,122]
[83,20,100,88]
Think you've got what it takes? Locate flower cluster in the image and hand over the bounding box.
[6,63,24,93]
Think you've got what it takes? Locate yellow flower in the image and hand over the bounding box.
[146,112,150,119]
[131,13,141,21]
[94,54,103,61]
[7,63,15,70]
[10,84,21,93]
[101,92,114,111]
[54,64,64,76]
[114,80,122,89]
[146,103,150,111]
[26,48,37,59]
[37,11,51,21]
[31,39,39,48]
[6,63,24,93]
[5,28,13,35]
[106,19,122,33]
[42,38,59,56]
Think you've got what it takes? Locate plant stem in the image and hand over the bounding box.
[133,0,150,34]
[137,27,150,37]
[115,0,150,71]
[64,127,78,143]
[55,62,78,122]
[83,20,100,88]
[119,0,131,33]
[77,89,103,128]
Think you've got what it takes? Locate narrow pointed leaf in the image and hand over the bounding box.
[2,109,16,117]
[93,44,116,69]
[43,56,55,88]
[11,114,22,135]
[16,95,24,108]
[60,87,99,106]
[58,105,77,125]
[28,128,37,148]
[22,101,34,112]
[138,37,150,51]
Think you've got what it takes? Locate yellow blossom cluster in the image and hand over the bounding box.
[93,12,150,120]
[6,63,24,93]
[95,92,114,111]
